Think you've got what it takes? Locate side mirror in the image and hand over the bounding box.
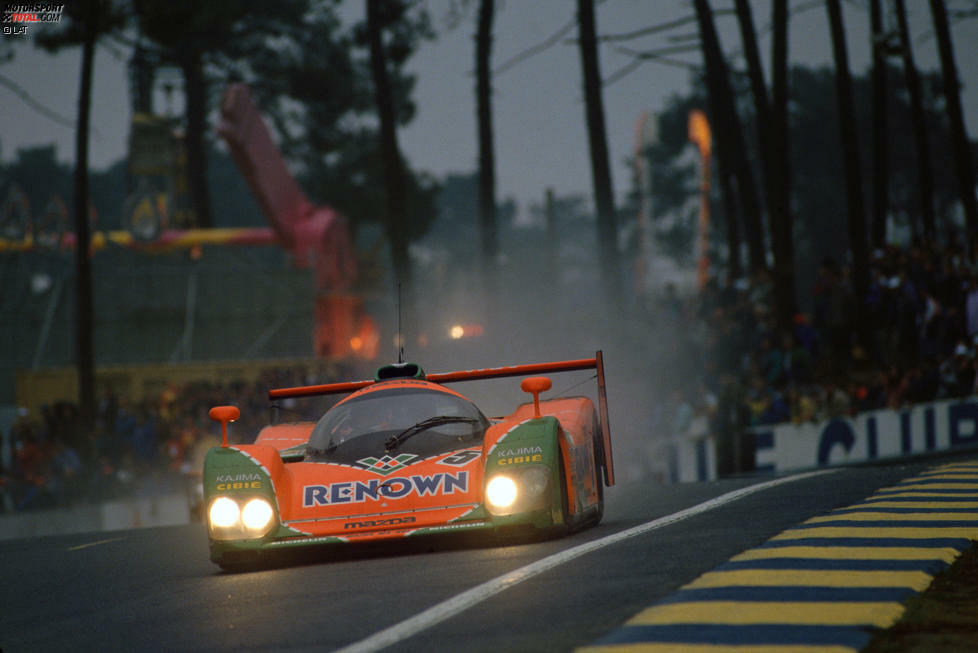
[520,376,552,418]
[209,405,241,447]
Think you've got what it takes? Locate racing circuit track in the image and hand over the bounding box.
[2,454,976,652]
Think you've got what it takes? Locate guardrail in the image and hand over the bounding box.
[655,397,978,483]
[650,415,717,484]
[0,494,192,540]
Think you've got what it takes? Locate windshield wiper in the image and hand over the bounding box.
[385,416,479,451]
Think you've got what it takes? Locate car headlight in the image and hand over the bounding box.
[521,467,550,499]
[242,498,274,532]
[208,496,276,539]
[485,466,553,516]
[209,496,240,528]
[486,475,518,509]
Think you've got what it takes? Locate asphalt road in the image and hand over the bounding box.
[0,458,957,652]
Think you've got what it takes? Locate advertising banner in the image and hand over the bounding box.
[749,398,978,473]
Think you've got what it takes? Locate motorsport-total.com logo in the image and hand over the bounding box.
[2,3,64,36]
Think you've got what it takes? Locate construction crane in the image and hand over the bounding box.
[217,83,377,360]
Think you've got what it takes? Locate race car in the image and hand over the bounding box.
[203,353,614,570]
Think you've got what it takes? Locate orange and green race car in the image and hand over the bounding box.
[203,353,615,570]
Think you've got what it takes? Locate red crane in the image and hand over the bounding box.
[217,84,377,360]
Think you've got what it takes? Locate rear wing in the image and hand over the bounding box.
[269,352,615,485]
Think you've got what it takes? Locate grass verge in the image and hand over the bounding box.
[863,540,978,652]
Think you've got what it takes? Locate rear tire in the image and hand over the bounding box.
[585,442,605,528]
[551,452,572,536]
[582,414,605,529]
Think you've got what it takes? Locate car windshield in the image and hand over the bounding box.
[305,387,489,463]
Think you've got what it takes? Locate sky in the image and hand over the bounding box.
[1,0,977,218]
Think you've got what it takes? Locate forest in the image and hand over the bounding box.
[1,0,977,430]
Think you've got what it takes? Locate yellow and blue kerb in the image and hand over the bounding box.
[579,460,978,652]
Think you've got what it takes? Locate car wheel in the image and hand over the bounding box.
[586,433,605,527]
[551,452,572,536]
[216,552,260,573]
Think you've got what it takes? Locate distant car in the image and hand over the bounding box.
[203,353,615,570]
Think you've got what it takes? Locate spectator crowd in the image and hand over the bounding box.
[652,238,978,475]
[0,362,353,513]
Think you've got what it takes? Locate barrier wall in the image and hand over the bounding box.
[749,397,978,474]
[0,494,191,540]
[654,415,718,483]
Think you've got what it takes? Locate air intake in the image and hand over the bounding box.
[375,362,426,381]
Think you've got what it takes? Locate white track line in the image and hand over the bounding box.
[67,537,125,551]
[333,469,835,653]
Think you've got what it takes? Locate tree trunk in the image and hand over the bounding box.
[869,0,889,247]
[74,6,96,438]
[705,90,741,280]
[826,0,870,347]
[698,62,742,281]
[181,50,212,228]
[476,0,497,299]
[693,0,766,275]
[895,0,937,242]
[735,0,795,330]
[367,0,412,299]
[928,0,978,254]
[577,0,621,308]
[717,166,742,281]
[769,0,795,330]
[733,0,771,199]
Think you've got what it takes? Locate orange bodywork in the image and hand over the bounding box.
[204,354,613,565]
[229,392,599,540]
[508,397,602,519]
[254,423,316,450]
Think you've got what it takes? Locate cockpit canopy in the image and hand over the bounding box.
[305,385,489,463]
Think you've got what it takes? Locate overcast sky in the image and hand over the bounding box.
[1,0,976,217]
